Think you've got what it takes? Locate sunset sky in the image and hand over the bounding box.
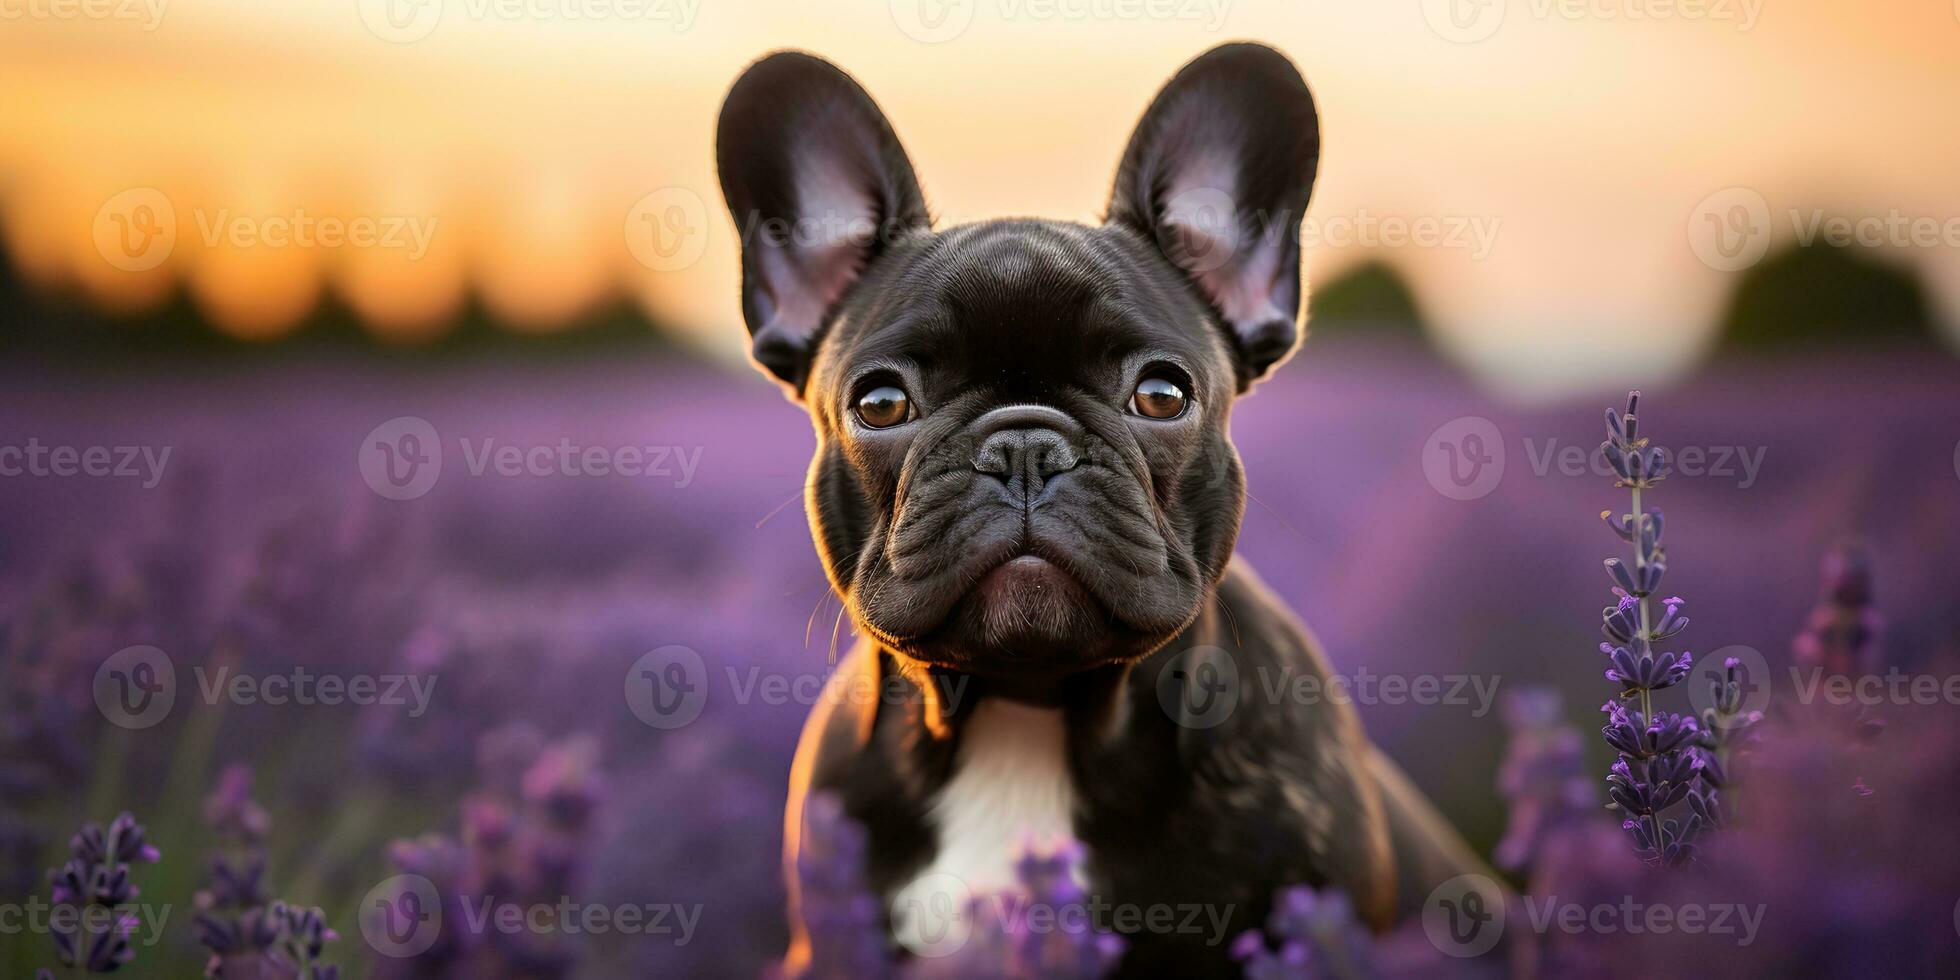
[5,0,1958,396]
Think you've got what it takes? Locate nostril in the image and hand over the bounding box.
[973,428,1080,487]
[974,440,1013,478]
[1027,441,1079,480]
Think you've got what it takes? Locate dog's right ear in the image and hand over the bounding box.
[715,52,929,397]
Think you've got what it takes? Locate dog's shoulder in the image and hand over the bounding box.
[783,643,953,892]
[1149,557,1401,928]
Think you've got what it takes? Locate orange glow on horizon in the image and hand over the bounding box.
[6,1,1959,394]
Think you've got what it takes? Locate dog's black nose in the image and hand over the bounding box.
[970,405,1082,491]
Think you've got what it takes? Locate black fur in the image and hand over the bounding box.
[715,43,1487,976]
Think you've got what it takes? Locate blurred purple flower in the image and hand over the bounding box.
[1494,688,1595,872]
[1793,544,1881,679]
[780,793,893,979]
[1231,886,1375,980]
[372,727,606,980]
[42,812,159,973]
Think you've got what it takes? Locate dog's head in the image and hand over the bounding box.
[715,43,1319,681]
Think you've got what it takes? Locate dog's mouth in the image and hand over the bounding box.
[885,541,1120,677]
[971,551,1092,611]
[854,444,1206,677]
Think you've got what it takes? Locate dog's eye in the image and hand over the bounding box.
[1131,376,1187,419]
[854,385,912,428]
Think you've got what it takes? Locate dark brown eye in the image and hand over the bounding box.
[854,385,911,428]
[1131,376,1187,419]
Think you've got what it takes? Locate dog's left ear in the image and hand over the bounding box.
[1107,43,1320,390]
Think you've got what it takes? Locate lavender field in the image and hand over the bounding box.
[5,340,1960,977]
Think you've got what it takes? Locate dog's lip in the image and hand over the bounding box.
[973,548,1091,602]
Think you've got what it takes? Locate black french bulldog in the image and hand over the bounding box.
[715,42,1486,977]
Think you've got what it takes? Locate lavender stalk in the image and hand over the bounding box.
[38,812,160,975]
[1596,391,1709,867]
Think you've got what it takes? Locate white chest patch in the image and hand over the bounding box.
[890,699,1083,955]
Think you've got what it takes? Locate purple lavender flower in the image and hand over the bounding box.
[780,792,893,979]
[195,765,279,976]
[371,727,607,980]
[1595,391,1713,867]
[1793,543,1882,679]
[1494,688,1596,872]
[191,765,343,980]
[42,812,160,973]
[904,838,1124,980]
[1223,885,1379,976]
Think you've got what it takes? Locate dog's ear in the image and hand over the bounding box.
[716,52,930,397]
[1106,43,1320,390]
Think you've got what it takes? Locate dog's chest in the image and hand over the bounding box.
[890,699,1082,947]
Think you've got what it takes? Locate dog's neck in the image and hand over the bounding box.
[884,655,1140,743]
